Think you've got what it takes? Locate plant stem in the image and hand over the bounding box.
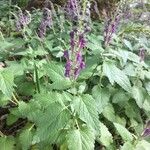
[34,62,40,93]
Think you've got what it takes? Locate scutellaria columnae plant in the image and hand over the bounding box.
[64,0,91,79]
[1,0,150,149]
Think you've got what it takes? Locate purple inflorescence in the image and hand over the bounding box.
[139,48,146,62]
[75,51,85,78]
[64,1,91,79]
[141,120,150,137]
[79,34,86,49]
[65,60,72,77]
[104,14,121,47]
[15,10,30,31]
[38,8,52,38]
[64,31,86,79]
[65,0,79,21]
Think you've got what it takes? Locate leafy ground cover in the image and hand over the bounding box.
[0,0,150,150]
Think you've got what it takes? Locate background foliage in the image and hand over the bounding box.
[0,0,150,150]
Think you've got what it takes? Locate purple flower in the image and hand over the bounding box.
[65,60,72,77]
[65,0,79,21]
[79,34,86,49]
[70,31,75,48]
[139,48,146,62]
[103,13,122,47]
[142,128,150,137]
[64,50,69,60]
[15,10,30,31]
[141,121,150,137]
[38,8,52,38]
[80,61,85,69]
[76,51,82,62]
[73,51,85,78]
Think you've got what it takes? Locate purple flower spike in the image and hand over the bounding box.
[142,128,150,137]
[70,31,75,38]
[15,10,30,31]
[76,51,82,62]
[104,14,122,47]
[80,61,85,69]
[70,30,76,49]
[65,60,72,77]
[139,48,146,62]
[38,8,52,38]
[141,120,150,137]
[79,35,86,49]
[74,68,80,79]
[65,0,79,21]
[64,50,69,60]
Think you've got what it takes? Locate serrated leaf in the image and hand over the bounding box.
[0,69,14,98]
[67,127,95,150]
[72,94,100,133]
[6,61,24,76]
[99,123,113,147]
[114,123,133,142]
[0,136,15,150]
[112,90,129,104]
[132,86,145,108]
[92,86,110,114]
[34,102,71,143]
[102,104,116,122]
[103,61,132,93]
[19,129,33,150]
[44,62,64,82]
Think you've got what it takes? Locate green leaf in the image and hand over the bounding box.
[0,92,9,106]
[34,102,71,144]
[132,86,145,108]
[6,61,24,76]
[114,123,133,142]
[143,95,150,111]
[72,94,100,133]
[6,114,18,126]
[99,123,113,147]
[123,39,132,50]
[50,79,72,90]
[103,61,132,93]
[92,86,110,114]
[121,142,134,150]
[135,140,150,150]
[67,127,95,150]
[112,90,129,104]
[145,82,150,95]
[0,136,15,150]
[19,128,33,150]
[44,62,64,82]
[0,69,14,98]
[0,41,14,51]
[102,104,116,122]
